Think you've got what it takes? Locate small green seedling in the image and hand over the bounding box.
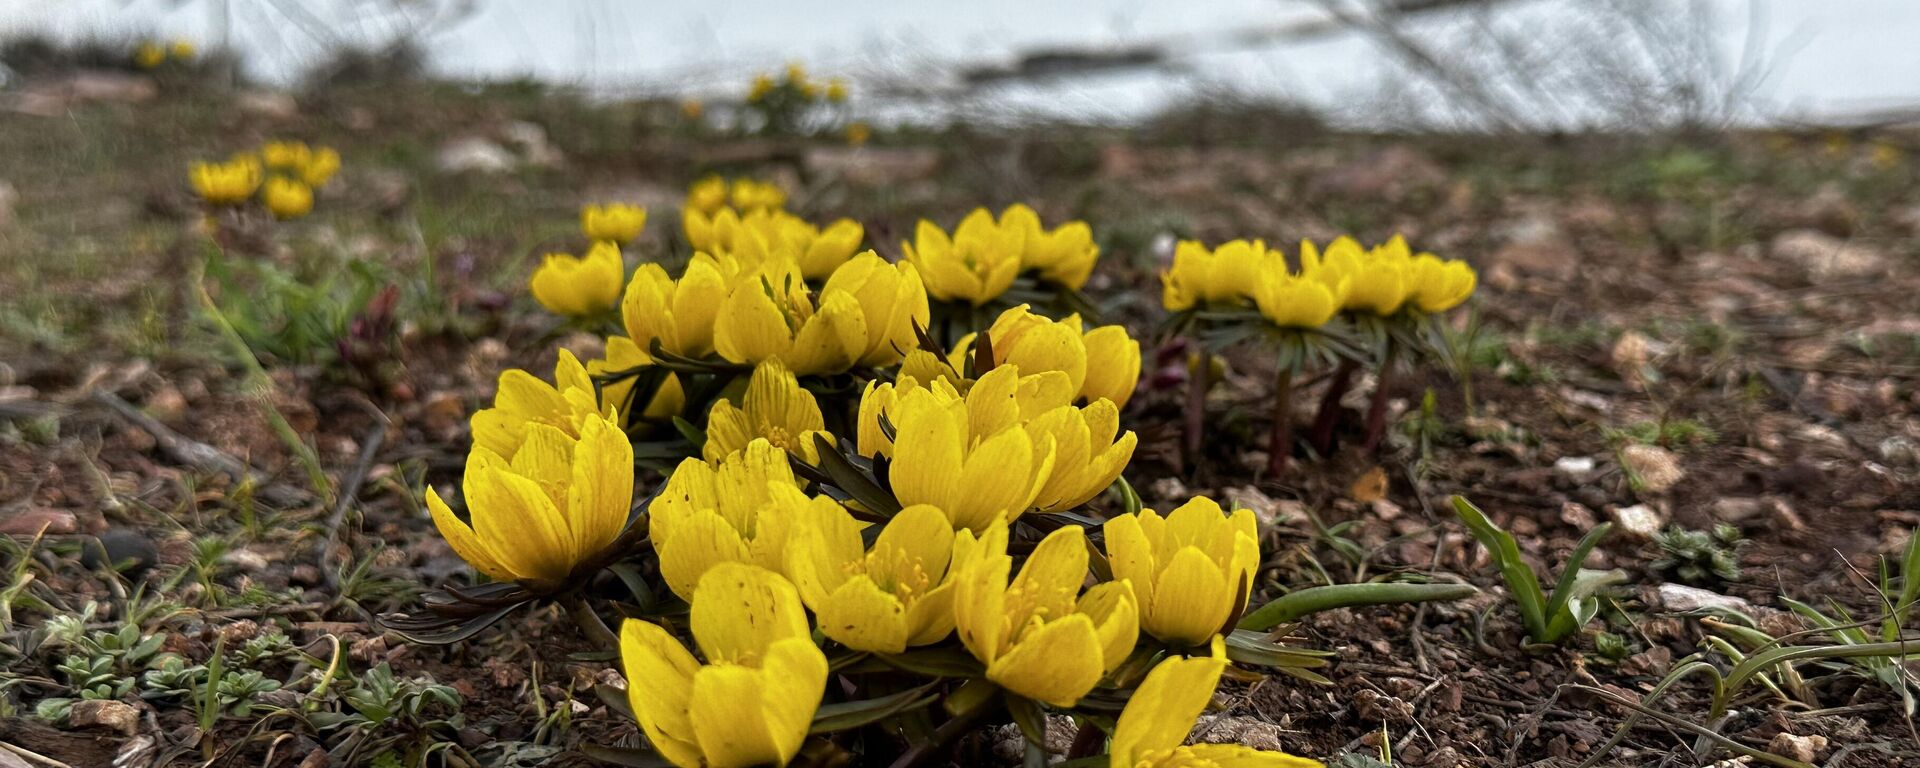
[1451,495,1624,645]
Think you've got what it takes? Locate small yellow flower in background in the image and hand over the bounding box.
[846,121,871,146]
[1025,398,1137,513]
[1109,637,1323,768]
[827,78,850,102]
[581,203,648,246]
[788,503,957,653]
[589,336,687,425]
[134,42,166,70]
[1870,141,1905,171]
[261,140,312,171]
[1161,238,1283,312]
[748,74,775,103]
[799,81,821,100]
[953,521,1138,707]
[686,207,864,280]
[622,255,732,358]
[785,62,808,84]
[1305,236,1412,316]
[470,350,611,460]
[262,178,314,220]
[705,360,830,464]
[1104,497,1259,647]
[300,146,341,188]
[620,563,827,768]
[729,178,788,212]
[714,260,868,376]
[1081,324,1141,409]
[427,411,633,583]
[1254,271,1346,329]
[1405,253,1476,313]
[188,160,262,206]
[882,366,1061,531]
[650,440,821,600]
[169,40,197,60]
[681,99,704,120]
[686,176,729,215]
[903,208,1027,306]
[530,241,624,318]
[1001,204,1100,291]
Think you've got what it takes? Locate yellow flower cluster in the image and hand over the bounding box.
[188,140,340,220]
[746,62,848,105]
[904,204,1102,304]
[685,176,787,217]
[431,181,1316,767]
[134,40,196,70]
[530,202,651,318]
[1163,235,1475,327]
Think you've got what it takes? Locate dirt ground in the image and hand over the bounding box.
[2,69,1919,767]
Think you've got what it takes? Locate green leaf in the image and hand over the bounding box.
[577,744,677,767]
[1004,695,1050,752]
[808,683,941,734]
[1239,582,1478,630]
[1450,496,1549,642]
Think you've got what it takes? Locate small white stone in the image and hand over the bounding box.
[1554,456,1595,477]
[1657,583,1751,613]
[1608,503,1665,540]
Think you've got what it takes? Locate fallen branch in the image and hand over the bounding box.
[90,390,307,507]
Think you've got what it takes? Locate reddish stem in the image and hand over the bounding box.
[1308,358,1358,455]
[1267,367,1295,477]
[1184,351,1209,473]
[1360,349,1398,453]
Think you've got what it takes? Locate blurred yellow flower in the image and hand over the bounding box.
[169,40,197,60]
[581,203,648,246]
[188,159,261,206]
[469,350,612,461]
[1405,253,1476,313]
[748,74,775,103]
[685,207,864,280]
[846,121,871,146]
[300,146,341,188]
[788,503,957,653]
[1254,271,1345,329]
[705,360,830,464]
[588,335,687,426]
[903,208,1026,305]
[621,255,732,357]
[261,140,311,171]
[1303,236,1412,316]
[1871,141,1905,171]
[729,179,787,212]
[883,366,1060,531]
[827,78,850,102]
[1161,239,1281,311]
[1104,497,1259,647]
[427,411,632,583]
[134,42,165,70]
[1081,324,1141,409]
[262,178,314,220]
[650,440,818,599]
[714,260,867,375]
[1001,204,1099,291]
[953,521,1138,706]
[530,241,624,317]
[686,176,729,215]
[681,99,704,120]
[1110,637,1323,768]
[785,63,808,84]
[620,563,827,768]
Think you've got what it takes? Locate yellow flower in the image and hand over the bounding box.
[1405,253,1476,313]
[1871,142,1905,171]
[1161,239,1280,312]
[953,521,1138,706]
[470,350,612,460]
[1081,324,1141,409]
[824,252,929,367]
[687,176,729,215]
[1110,637,1323,768]
[1254,271,1345,329]
[188,160,261,206]
[959,304,1088,395]
[714,260,869,376]
[730,179,787,212]
[134,42,166,69]
[748,74,775,103]
[1000,204,1099,291]
[589,336,687,426]
[650,440,819,599]
[620,563,827,768]
[705,360,830,464]
[827,78,850,102]
[427,411,632,583]
[531,241,624,317]
[883,366,1061,531]
[788,503,957,653]
[300,147,340,188]
[846,121,871,146]
[169,40,197,60]
[686,207,865,280]
[902,208,1026,306]
[581,203,648,246]
[785,63,808,84]
[1025,399,1136,513]
[261,140,311,171]
[1302,236,1412,316]
[681,99,704,120]
[621,256,732,358]
[1104,497,1259,647]
[262,178,313,220]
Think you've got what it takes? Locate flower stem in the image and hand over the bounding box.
[565,596,619,652]
[1308,358,1358,455]
[1267,366,1295,478]
[1066,718,1107,759]
[1361,345,1399,454]
[887,686,998,768]
[1184,349,1210,473]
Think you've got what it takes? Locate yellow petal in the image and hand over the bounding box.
[1103,511,1158,610]
[819,575,911,653]
[657,508,752,601]
[1078,580,1139,672]
[689,666,791,767]
[568,414,633,557]
[904,579,957,647]
[1081,325,1141,409]
[714,274,793,365]
[426,487,512,581]
[987,613,1103,707]
[619,619,704,768]
[690,562,813,665]
[467,465,574,581]
[1004,525,1087,631]
[1180,744,1326,768]
[703,400,755,463]
[788,289,867,375]
[1149,546,1232,646]
[868,504,955,587]
[1110,637,1228,766]
[784,496,864,608]
[952,427,1037,531]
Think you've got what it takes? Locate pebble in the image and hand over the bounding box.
[1608,504,1665,541]
[1619,444,1684,493]
[67,699,140,735]
[1657,583,1751,612]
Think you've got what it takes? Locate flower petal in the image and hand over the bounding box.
[619,619,704,768]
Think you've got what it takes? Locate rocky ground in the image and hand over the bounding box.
[2,68,1919,767]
